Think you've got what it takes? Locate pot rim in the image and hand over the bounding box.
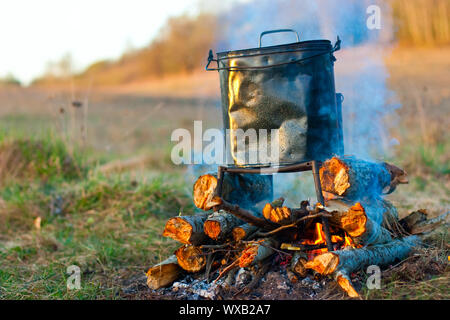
[216,39,332,60]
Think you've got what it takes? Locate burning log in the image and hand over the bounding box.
[162,213,209,245]
[203,210,244,241]
[238,239,278,268]
[326,200,393,246]
[232,223,259,241]
[174,246,207,273]
[319,156,408,200]
[305,235,421,297]
[146,255,182,290]
[193,173,272,211]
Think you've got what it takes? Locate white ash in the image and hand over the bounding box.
[235,268,252,287]
[301,276,321,290]
[172,278,223,300]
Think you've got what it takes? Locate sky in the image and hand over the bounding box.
[0,0,203,84]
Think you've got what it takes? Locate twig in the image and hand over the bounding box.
[200,244,231,249]
[259,243,292,257]
[233,259,271,298]
[204,252,215,283]
[216,199,277,230]
[255,212,332,237]
[213,259,240,284]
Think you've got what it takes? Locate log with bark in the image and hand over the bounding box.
[193,172,272,211]
[400,210,449,235]
[361,197,402,235]
[174,245,207,272]
[399,210,427,232]
[325,200,393,246]
[232,223,259,241]
[162,213,209,245]
[305,235,421,297]
[319,156,408,200]
[146,255,182,290]
[238,238,278,268]
[203,210,245,241]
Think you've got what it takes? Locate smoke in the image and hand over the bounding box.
[211,0,400,204]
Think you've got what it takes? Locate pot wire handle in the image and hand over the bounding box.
[206,49,218,71]
[259,29,300,47]
[332,36,341,52]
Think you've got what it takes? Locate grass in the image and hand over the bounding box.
[361,233,449,299]
[0,136,193,299]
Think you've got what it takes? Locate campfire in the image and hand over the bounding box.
[146,156,447,298]
[146,30,448,299]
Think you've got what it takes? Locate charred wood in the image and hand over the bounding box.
[238,238,278,268]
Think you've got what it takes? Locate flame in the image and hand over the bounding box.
[301,223,358,257]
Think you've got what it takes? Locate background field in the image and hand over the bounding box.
[0,0,449,300]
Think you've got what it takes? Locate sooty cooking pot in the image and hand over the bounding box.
[207,29,343,166]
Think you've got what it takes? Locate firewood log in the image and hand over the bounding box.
[232,223,259,241]
[290,251,308,278]
[326,200,393,246]
[361,197,400,233]
[262,197,285,220]
[263,198,291,225]
[408,211,449,235]
[399,210,427,233]
[203,210,245,241]
[146,255,182,290]
[162,213,209,245]
[193,172,272,211]
[263,198,310,225]
[319,156,407,199]
[193,174,222,211]
[174,245,207,272]
[305,235,421,297]
[327,197,402,236]
[238,238,277,268]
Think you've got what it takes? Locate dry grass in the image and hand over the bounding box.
[391,0,450,46]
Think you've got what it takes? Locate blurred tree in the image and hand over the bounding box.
[0,73,22,86]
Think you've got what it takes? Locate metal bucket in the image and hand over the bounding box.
[207,29,343,167]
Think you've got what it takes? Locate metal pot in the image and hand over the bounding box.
[207,29,343,167]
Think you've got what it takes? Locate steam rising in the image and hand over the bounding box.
[213,0,400,204]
